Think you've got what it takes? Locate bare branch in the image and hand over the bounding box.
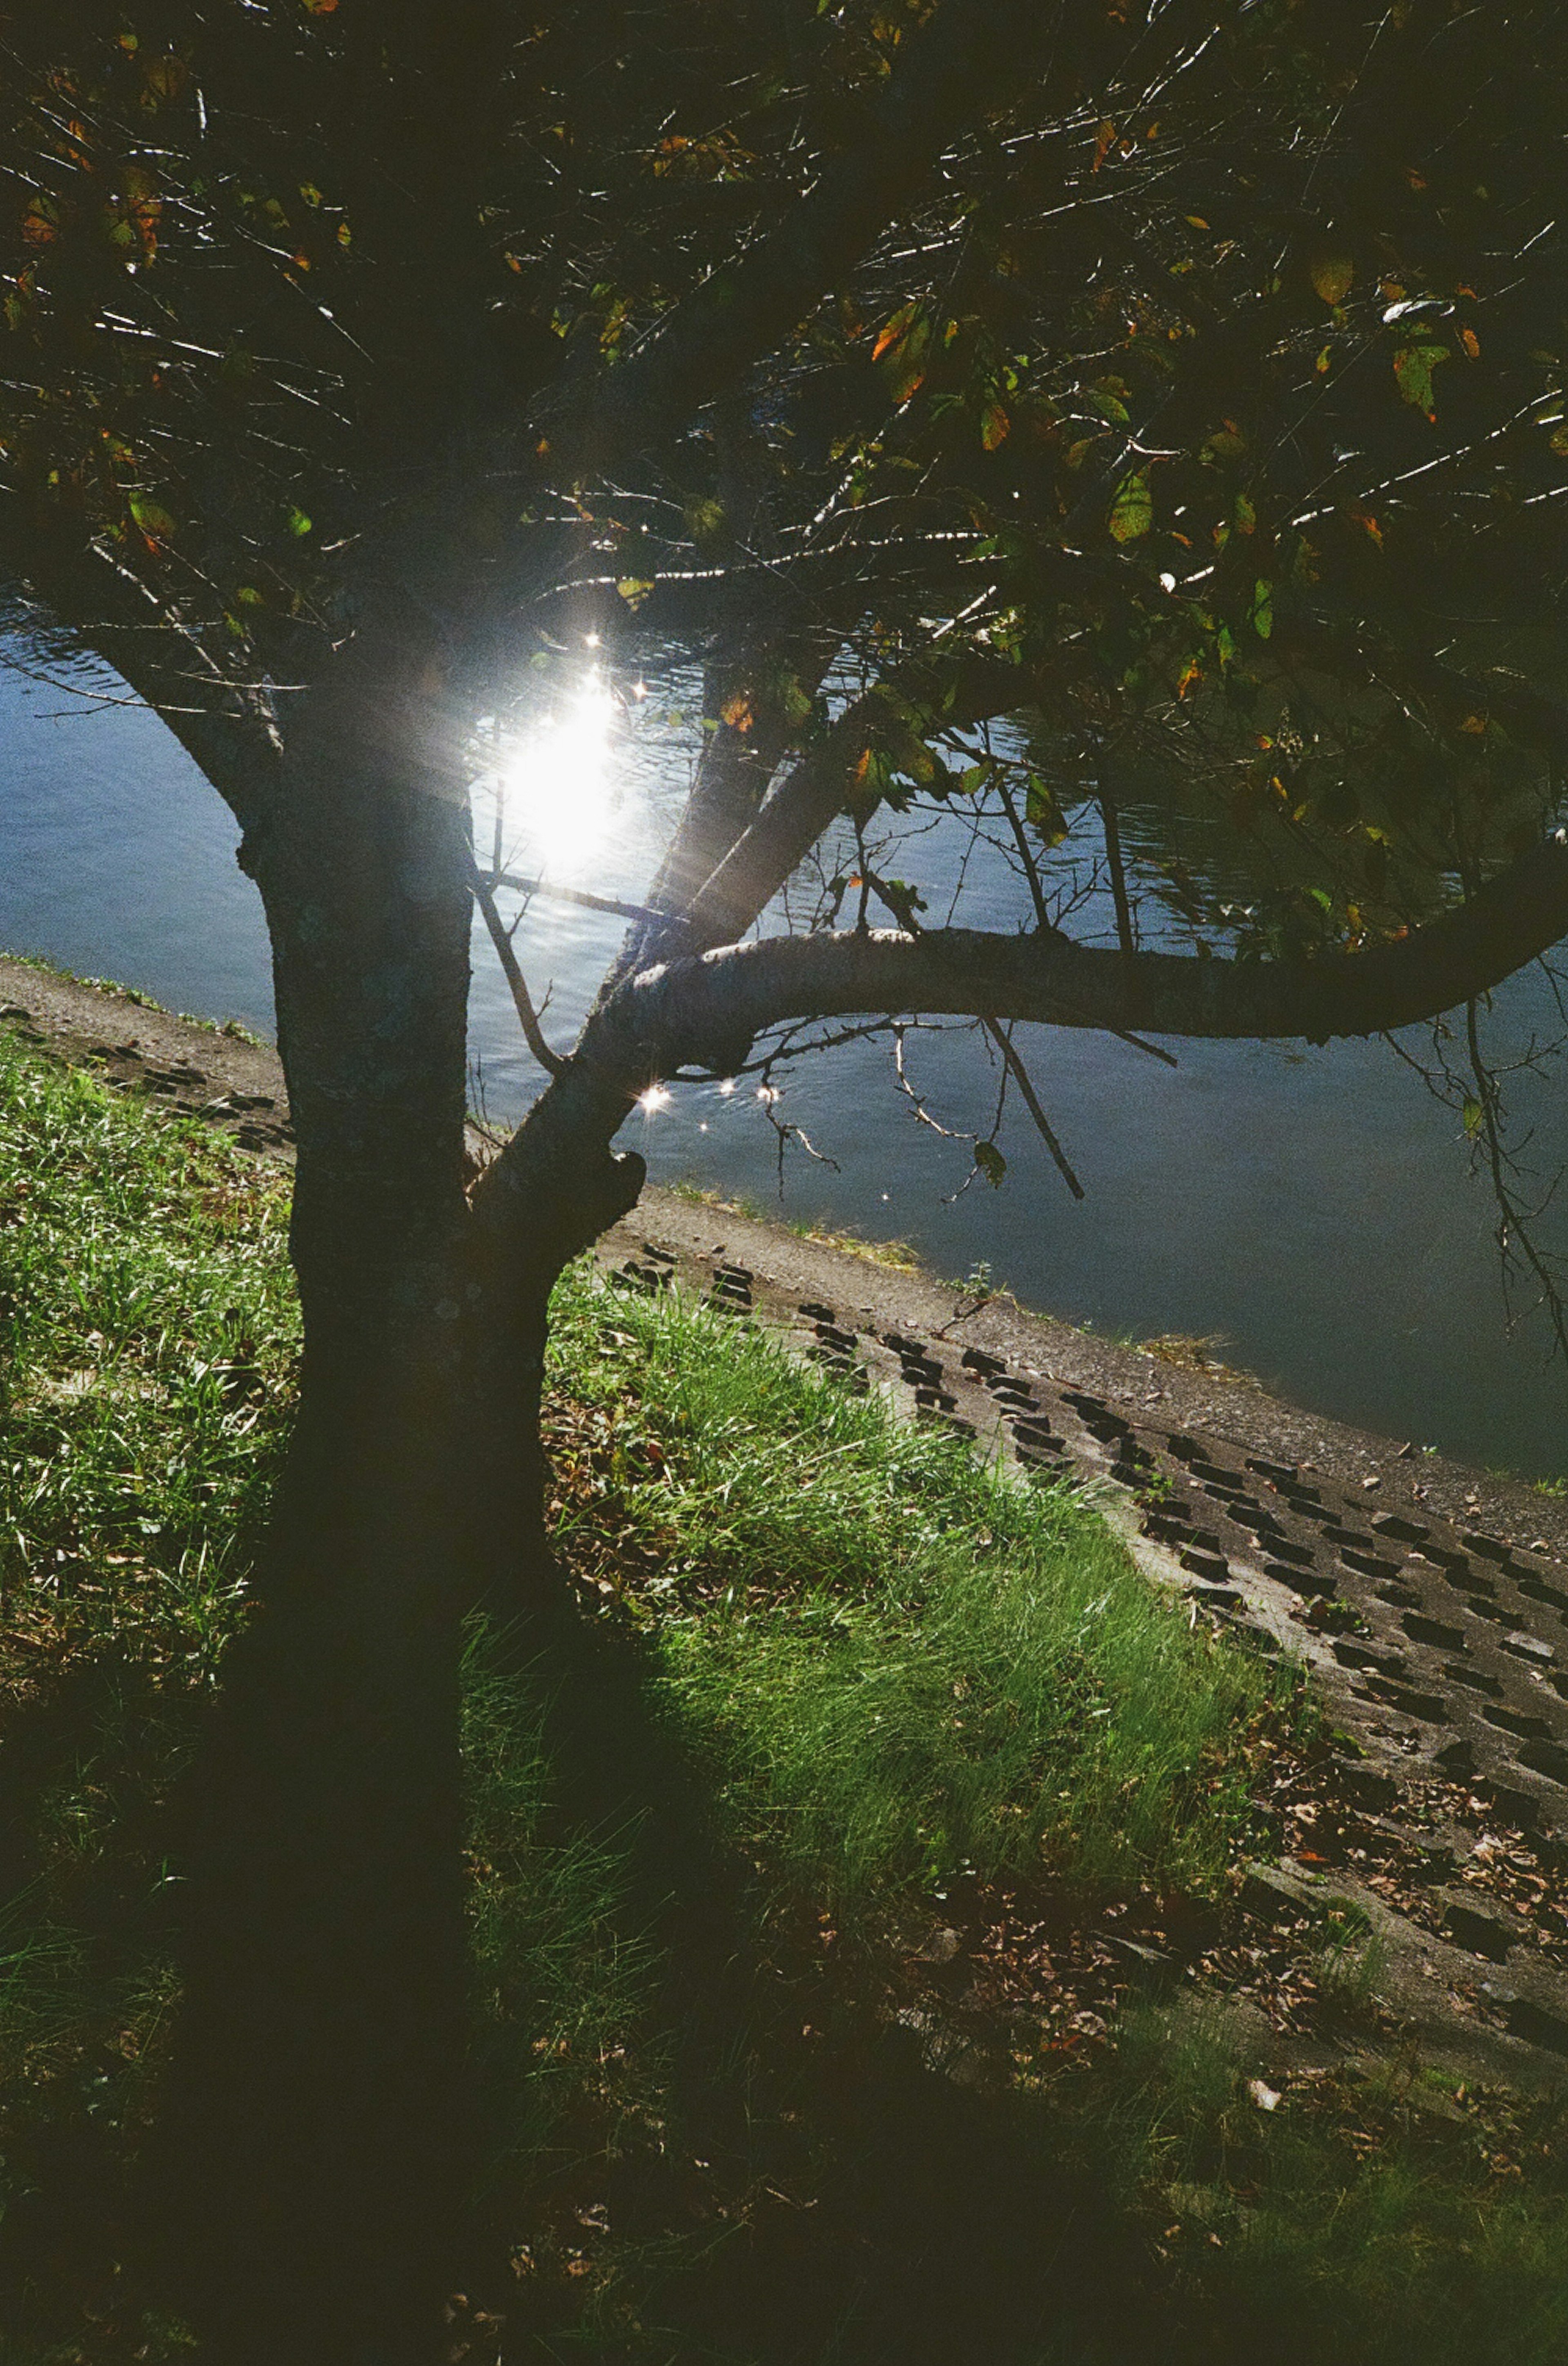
[469,857,567,1080]
[684,653,1045,945]
[982,1019,1085,1200]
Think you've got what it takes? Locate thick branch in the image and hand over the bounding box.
[632,837,1568,1055]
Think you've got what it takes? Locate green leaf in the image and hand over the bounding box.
[127,492,176,539]
[1024,775,1068,845]
[684,497,726,543]
[615,577,655,609]
[1392,342,1449,419]
[974,1140,1007,1188]
[1463,1097,1484,1140]
[1108,469,1152,543]
[1251,578,1273,639]
[286,505,313,536]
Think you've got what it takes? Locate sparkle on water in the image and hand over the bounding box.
[483,670,621,881]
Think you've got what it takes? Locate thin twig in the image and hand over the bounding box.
[983,1018,1085,1200]
[468,856,567,1079]
[1100,786,1136,957]
[486,867,664,927]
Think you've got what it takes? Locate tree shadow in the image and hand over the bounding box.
[0,1592,1269,2366]
[470,1600,1243,2366]
[147,1588,473,2366]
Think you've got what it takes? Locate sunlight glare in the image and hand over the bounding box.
[497,677,618,878]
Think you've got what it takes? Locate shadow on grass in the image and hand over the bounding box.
[8,1593,1519,2366]
[466,1597,1213,2366]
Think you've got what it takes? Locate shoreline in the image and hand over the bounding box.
[4,947,1561,1555]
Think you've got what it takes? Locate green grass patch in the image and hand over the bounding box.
[3,1023,1568,2365]
[548,1271,1282,1915]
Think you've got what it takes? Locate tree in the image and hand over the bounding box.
[1,1,1566,2353]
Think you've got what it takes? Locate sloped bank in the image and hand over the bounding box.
[9,951,1568,2085]
[3,956,1568,2366]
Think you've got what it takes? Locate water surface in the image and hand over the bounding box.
[3,650,1564,1481]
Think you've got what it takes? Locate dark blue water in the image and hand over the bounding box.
[3,650,1565,1481]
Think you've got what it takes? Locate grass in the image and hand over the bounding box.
[1078,2007,1568,2362]
[3,1021,1568,2364]
[546,1270,1279,1914]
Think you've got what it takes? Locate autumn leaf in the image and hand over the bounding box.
[20,195,61,245]
[872,300,918,362]
[980,401,1009,452]
[1393,341,1448,419]
[1310,254,1354,306]
[1107,469,1152,542]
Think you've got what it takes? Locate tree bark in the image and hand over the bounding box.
[158,637,491,2364]
[630,839,1568,1053]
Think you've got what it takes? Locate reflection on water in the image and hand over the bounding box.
[479,669,626,883]
[2,640,1566,1483]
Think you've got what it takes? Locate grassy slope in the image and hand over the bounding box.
[2,1029,1566,2364]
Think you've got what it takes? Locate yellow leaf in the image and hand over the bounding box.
[1310,254,1354,306]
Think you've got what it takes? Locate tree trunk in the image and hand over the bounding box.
[141,599,660,2356]
[157,651,491,2364]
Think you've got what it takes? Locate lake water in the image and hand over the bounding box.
[2,646,1565,1482]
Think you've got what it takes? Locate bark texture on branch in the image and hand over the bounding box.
[629,836,1568,1056]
